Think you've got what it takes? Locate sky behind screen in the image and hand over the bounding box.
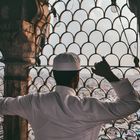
[44,0,139,70]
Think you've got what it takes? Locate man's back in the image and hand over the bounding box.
[29,86,102,140]
[0,53,139,140]
[22,82,139,140]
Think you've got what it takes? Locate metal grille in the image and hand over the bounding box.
[0,0,140,139]
[0,61,4,139]
[28,0,140,139]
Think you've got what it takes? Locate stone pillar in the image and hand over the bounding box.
[3,70,29,140]
[0,26,36,140]
[0,1,49,139]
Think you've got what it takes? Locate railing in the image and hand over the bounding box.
[0,0,140,139]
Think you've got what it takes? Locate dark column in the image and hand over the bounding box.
[0,30,36,140]
[0,1,49,139]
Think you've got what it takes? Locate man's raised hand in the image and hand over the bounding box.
[91,57,111,77]
[91,57,120,82]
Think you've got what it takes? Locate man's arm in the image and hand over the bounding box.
[68,80,139,123]
[0,94,33,120]
[74,57,140,122]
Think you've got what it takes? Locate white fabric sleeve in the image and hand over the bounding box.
[0,94,33,120]
[111,78,136,98]
[68,79,140,123]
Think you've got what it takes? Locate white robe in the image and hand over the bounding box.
[0,79,139,140]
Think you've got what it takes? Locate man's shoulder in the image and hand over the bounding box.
[30,92,57,110]
[39,92,57,102]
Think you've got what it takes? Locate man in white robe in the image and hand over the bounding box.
[0,52,139,140]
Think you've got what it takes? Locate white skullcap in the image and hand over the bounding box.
[53,53,80,71]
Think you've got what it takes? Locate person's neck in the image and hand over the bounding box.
[58,84,75,90]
